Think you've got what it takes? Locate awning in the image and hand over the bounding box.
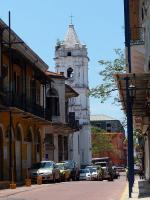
[115,73,150,117]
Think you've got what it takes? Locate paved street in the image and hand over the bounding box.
[1,175,126,200]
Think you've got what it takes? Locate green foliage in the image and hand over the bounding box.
[89,49,126,103]
[91,126,106,133]
[92,127,116,155]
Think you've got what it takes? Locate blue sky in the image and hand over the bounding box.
[0,0,125,121]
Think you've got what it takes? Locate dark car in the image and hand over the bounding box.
[62,160,79,181]
[112,166,120,179]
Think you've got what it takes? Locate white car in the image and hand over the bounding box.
[79,169,91,181]
[30,161,60,182]
[88,168,99,180]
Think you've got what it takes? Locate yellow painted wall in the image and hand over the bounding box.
[0,111,45,181]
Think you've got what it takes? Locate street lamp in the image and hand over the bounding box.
[125,77,135,198]
[129,84,136,98]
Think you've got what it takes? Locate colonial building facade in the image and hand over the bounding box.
[54,24,92,165]
[0,18,78,185]
[90,114,125,133]
[115,0,150,181]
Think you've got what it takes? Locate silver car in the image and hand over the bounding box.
[30,161,60,182]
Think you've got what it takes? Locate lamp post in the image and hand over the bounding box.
[125,77,135,198]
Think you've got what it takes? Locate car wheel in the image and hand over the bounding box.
[56,173,60,182]
[53,174,56,183]
[108,177,113,181]
[57,177,61,183]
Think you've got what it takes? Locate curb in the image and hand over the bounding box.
[120,183,128,200]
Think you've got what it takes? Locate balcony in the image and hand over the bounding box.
[2,92,46,119]
[130,27,145,45]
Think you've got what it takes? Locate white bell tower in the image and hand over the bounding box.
[54,23,92,165]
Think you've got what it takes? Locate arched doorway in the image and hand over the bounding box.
[15,126,22,182]
[0,127,3,180]
[34,130,41,162]
[25,128,33,169]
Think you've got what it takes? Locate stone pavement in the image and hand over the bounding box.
[121,176,150,200]
[1,177,149,200]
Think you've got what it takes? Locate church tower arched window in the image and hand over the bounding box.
[67,52,71,56]
[67,67,73,78]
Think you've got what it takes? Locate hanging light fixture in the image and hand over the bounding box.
[129,83,136,99]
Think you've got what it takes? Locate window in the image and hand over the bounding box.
[148,60,150,71]
[67,67,73,78]
[30,79,36,104]
[106,123,111,132]
[67,52,71,56]
[46,88,60,117]
[45,134,54,145]
[58,135,63,161]
[13,72,21,94]
[16,127,22,141]
[142,7,144,21]
[78,135,80,154]
[36,82,40,105]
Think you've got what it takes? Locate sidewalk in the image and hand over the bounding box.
[121,176,150,200]
[0,183,51,199]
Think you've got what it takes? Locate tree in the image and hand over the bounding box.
[89,49,126,103]
[91,127,116,156]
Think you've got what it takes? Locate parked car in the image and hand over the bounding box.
[62,160,80,181]
[112,166,120,179]
[56,162,71,181]
[115,166,125,172]
[85,166,100,180]
[79,169,91,181]
[29,161,60,183]
[95,161,113,181]
[89,167,99,180]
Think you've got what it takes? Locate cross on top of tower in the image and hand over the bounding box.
[69,14,74,25]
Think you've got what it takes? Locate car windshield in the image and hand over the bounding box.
[89,168,97,173]
[80,169,90,173]
[63,161,74,169]
[56,164,66,170]
[95,162,107,167]
[31,162,53,169]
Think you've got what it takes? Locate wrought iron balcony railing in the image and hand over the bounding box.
[1,92,46,119]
